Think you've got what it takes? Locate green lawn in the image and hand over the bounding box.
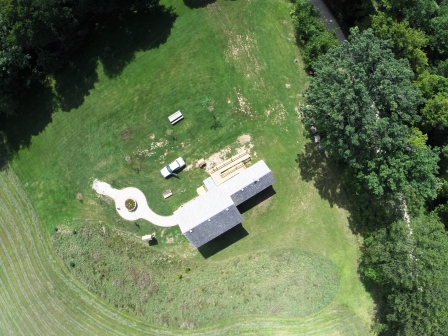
[6,0,374,333]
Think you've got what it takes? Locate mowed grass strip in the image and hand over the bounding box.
[0,169,172,335]
[8,0,373,333]
[1,167,364,335]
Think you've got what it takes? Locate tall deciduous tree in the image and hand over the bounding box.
[302,28,439,198]
[379,0,438,31]
[421,94,448,129]
[371,12,428,74]
[429,14,448,60]
[361,215,448,335]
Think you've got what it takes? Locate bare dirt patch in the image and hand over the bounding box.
[204,136,255,170]
[235,89,254,118]
[205,146,231,170]
[237,134,251,145]
[128,139,169,159]
[264,101,287,124]
[224,31,262,74]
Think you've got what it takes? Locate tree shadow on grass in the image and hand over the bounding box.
[183,0,216,9]
[296,131,402,235]
[55,5,178,112]
[198,224,248,259]
[297,131,388,332]
[0,83,57,169]
[297,136,348,209]
[297,129,407,334]
[0,4,178,169]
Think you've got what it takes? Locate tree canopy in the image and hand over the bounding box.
[305,1,448,334]
[361,214,448,335]
[289,0,338,66]
[0,0,158,116]
[371,12,428,74]
[302,28,439,198]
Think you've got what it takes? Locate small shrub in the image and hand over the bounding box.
[73,229,77,234]
[177,274,182,279]
[69,261,76,268]
[184,267,191,273]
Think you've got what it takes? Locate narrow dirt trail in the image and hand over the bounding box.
[310,0,346,42]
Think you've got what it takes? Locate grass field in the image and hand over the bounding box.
[3,0,374,333]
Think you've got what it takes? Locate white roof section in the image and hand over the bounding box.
[174,192,233,233]
[174,160,271,233]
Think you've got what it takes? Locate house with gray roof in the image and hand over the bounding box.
[174,160,274,248]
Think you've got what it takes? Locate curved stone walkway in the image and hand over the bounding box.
[92,179,177,227]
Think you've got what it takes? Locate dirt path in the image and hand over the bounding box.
[310,0,346,43]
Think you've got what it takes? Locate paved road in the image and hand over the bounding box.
[310,0,346,43]
[93,180,178,227]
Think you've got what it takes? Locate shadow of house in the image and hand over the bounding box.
[198,224,248,258]
[237,185,276,214]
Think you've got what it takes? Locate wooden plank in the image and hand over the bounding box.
[208,151,250,175]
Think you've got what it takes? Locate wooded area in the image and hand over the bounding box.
[291,0,448,334]
[0,0,160,116]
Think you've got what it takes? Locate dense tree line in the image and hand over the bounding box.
[361,214,448,335]
[289,0,338,66]
[302,28,439,198]
[0,0,158,116]
[294,0,448,333]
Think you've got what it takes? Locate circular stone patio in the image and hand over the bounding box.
[93,179,177,227]
[114,187,177,227]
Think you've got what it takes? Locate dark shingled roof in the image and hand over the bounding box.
[182,204,243,248]
[174,160,274,248]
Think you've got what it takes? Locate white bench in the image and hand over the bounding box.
[142,233,156,241]
[168,111,184,125]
